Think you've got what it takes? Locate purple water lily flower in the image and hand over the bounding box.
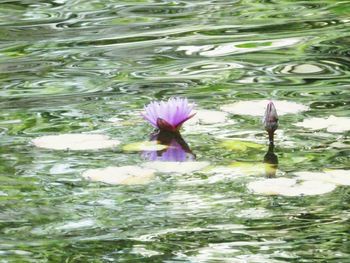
[263,101,278,143]
[142,97,195,132]
[142,131,195,162]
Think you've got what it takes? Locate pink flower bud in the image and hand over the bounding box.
[263,101,278,143]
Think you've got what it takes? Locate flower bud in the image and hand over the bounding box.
[263,101,278,143]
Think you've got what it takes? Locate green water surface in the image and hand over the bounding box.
[0,0,349,262]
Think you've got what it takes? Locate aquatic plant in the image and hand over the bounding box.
[263,101,278,143]
[142,97,195,132]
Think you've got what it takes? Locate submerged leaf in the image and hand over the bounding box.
[32,134,120,150]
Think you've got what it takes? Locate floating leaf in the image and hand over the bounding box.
[142,161,210,174]
[32,134,120,150]
[247,178,336,196]
[187,109,230,125]
[220,140,264,151]
[295,169,350,186]
[295,115,350,133]
[82,166,155,185]
[248,178,296,195]
[220,100,308,116]
[282,181,336,196]
[184,109,233,134]
[123,141,168,152]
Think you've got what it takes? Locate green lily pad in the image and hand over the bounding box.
[123,141,168,152]
[220,140,264,152]
[230,161,271,175]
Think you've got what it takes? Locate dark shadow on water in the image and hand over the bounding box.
[263,143,278,178]
[142,130,195,162]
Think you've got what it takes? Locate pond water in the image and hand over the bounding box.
[0,0,350,262]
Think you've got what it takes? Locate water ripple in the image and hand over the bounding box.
[0,0,350,262]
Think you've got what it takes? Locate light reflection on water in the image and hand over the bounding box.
[0,0,349,262]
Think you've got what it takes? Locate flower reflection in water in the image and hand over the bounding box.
[142,131,195,162]
[263,143,278,178]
